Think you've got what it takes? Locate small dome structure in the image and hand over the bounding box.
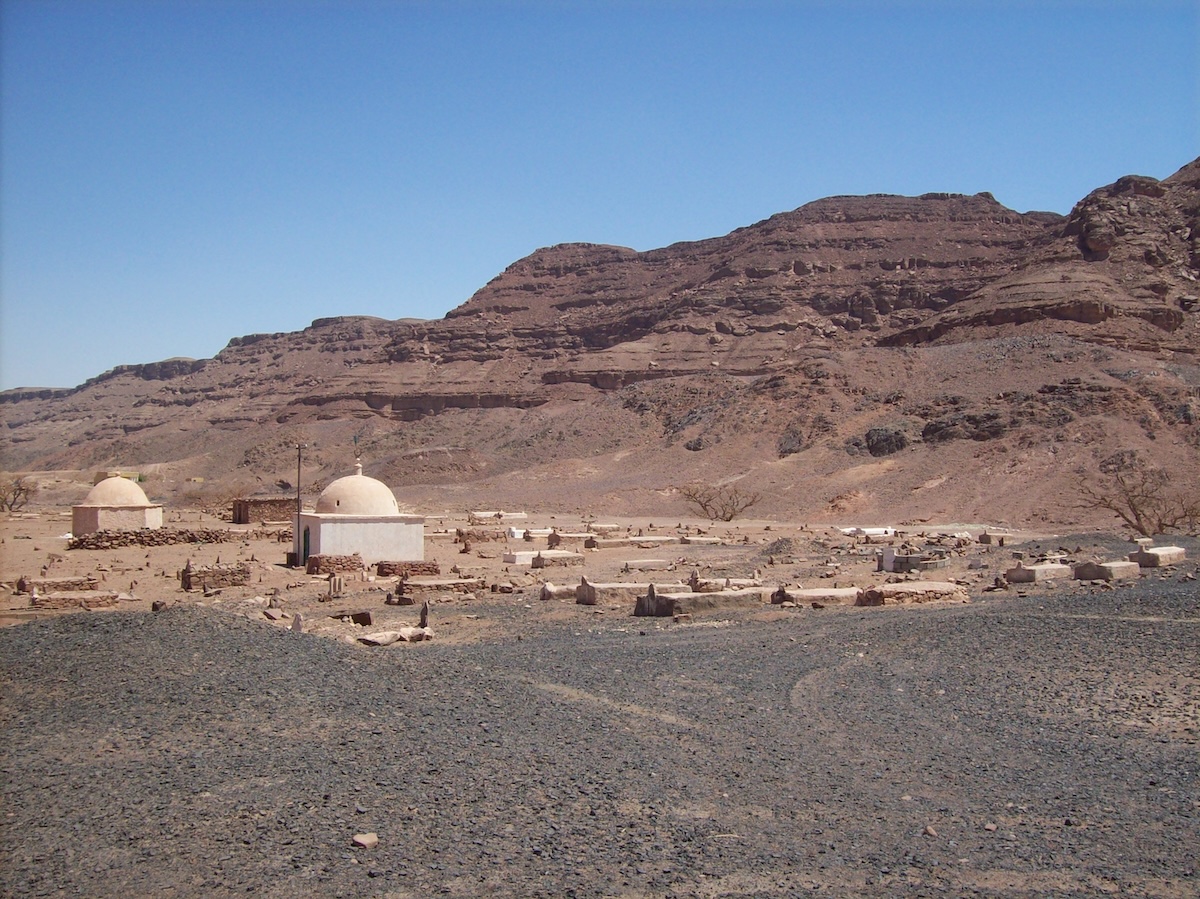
[314,463,400,516]
[72,475,162,536]
[296,461,423,567]
[81,476,152,507]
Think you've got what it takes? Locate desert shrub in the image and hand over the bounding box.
[1077,452,1200,536]
[0,475,37,511]
[678,483,761,521]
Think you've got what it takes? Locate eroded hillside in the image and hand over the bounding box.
[3,160,1198,526]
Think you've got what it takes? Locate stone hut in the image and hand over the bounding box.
[72,476,163,537]
[232,496,296,524]
[295,462,423,565]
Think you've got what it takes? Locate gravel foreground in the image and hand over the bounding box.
[2,585,1197,898]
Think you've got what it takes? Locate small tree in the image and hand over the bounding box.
[1077,453,1200,536]
[678,482,761,521]
[0,475,38,512]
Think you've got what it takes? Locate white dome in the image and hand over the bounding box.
[81,476,152,507]
[315,463,399,516]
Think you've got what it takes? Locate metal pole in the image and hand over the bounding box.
[296,443,306,566]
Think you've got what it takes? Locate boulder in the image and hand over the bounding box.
[358,627,433,646]
[921,411,1008,444]
[864,427,908,457]
[330,610,374,626]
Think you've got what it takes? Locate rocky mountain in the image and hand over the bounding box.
[4,159,1199,527]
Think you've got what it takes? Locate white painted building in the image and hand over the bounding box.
[295,463,423,565]
[72,476,163,536]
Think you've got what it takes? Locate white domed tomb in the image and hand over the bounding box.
[72,476,163,536]
[296,463,424,565]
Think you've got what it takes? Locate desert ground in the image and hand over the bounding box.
[0,498,1041,635]
[1,503,1198,897]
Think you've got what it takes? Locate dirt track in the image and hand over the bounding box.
[2,579,1197,898]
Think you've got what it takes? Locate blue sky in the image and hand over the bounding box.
[2,0,1196,390]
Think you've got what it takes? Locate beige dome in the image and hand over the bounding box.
[315,463,399,516]
[81,476,152,507]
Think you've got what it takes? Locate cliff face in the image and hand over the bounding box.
[4,160,1198,526]
[401,192,1063,362]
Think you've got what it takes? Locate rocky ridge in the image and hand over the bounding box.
[3,159,1199,526]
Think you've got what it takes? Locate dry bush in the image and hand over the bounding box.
[678,483,761,521]
[1077,452,1200,536]
[0,475,38,512]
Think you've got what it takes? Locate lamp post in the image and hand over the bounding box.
[295,443,306,566]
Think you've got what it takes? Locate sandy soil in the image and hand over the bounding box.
[1,505,1077,638]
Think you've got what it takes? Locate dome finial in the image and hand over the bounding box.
[354,458,363,476]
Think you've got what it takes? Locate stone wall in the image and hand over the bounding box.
[232,498,297,524]
[455,528,505,544]
[31,591,120,610]
[69,527,290,550]
[376,560,441,577]
[305,554,365,575]
[180,562,251,592]
[17,575,98,594]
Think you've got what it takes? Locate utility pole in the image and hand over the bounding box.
[295,443,306,566]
